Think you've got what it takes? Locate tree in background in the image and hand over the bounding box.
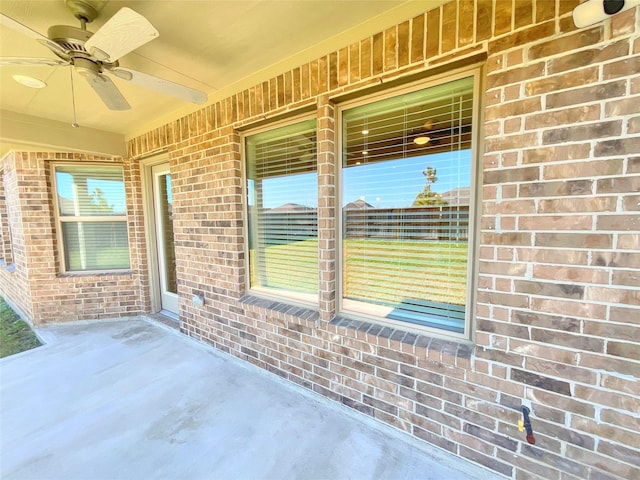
[412,166,448,206]
[89,187,114,213]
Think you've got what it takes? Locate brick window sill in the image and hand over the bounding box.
[239,294,320,328]
[330,315,474,367]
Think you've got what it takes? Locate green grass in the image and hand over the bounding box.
[250,239,318,294]
[250,238,468,305]
[68,247,130,271]
[0,298,42,358]
[344,238,468,306]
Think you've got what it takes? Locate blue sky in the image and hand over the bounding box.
[56,172,127,214]
[259,150,471,209]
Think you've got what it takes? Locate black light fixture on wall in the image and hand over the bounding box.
[573,0,638,28]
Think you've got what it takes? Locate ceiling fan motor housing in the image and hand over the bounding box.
[46,25,116,75]
[47,25,92,57]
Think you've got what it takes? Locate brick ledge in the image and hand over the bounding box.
[330,315,474,363]
[239,294,320,327]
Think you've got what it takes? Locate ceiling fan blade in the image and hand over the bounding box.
[84,8,159,62]
[111,67,207,105]
[0,57,67,67]
[0,13,69,57]
[84,73,130,111]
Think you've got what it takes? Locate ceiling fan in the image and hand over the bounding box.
[0,0,207,111]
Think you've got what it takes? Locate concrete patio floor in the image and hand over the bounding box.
[1,318,502,480]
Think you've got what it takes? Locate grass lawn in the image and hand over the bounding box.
[68,246,130,271]
[0,298,42,358]
[250,238,468,306]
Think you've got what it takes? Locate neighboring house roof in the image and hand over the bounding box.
[343,199,375,210]
[440,187,470,206]
[266,203,316,213]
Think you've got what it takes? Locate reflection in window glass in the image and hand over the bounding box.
[54,165,130,271]
[341,75,476,334]
[56,166,127,216]
[246,119,318,299]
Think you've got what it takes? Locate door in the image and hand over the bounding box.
[152,163,178,314]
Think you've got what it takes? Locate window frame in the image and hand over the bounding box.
[51,162,131,274]
[335,65,483,341]
[241,113,319,307]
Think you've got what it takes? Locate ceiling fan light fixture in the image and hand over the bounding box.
[413,135,431,146]
[12,74,47,88]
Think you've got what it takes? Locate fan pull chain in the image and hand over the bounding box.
[70,68,79,128]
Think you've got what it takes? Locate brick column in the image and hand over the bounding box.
[317,95,336,323]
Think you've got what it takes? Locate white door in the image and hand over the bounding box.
[152,163,178,314]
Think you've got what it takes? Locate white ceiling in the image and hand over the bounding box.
[0,0,444,156]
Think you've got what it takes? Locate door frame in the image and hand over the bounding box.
[141,153,172,315]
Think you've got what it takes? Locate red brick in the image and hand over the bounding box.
[600,408,640,431]
[543,159,623,180]
[526,67,600,96]
[547,39,630,74]
[519,214,593,231]
[426,6,440,59]
[384,26,397,72]
[410,14,425,63]
[596,214,640,232]
[458,1,474,46]
[546,80,627,109]
[542,120,623,145]
[537,196,616,214]
[565,443,640,479]
[441,2,457,53]
[603,56,640,80]
[534,232,612,249]
[524,106,600,131]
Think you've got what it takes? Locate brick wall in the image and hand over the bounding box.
[2,1,637,479]
[123,1,640,478]
[0,153,33,319]
[124,1,639,478]
[0,152,148,323]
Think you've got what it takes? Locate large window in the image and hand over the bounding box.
[245,118,318,301]
[53,165,130,272]
[340,72,479,336]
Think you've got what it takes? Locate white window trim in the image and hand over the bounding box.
[335,64,484,341]
[51,162,131,274]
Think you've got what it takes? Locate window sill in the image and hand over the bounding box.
[330,314,474,367]
[239,294,319,327]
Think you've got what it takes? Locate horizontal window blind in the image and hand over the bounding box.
[246,119,318,297]
[54,165,130,271]
[62,221,130,271]
[341,76,475,334]
[56,166,127,216]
